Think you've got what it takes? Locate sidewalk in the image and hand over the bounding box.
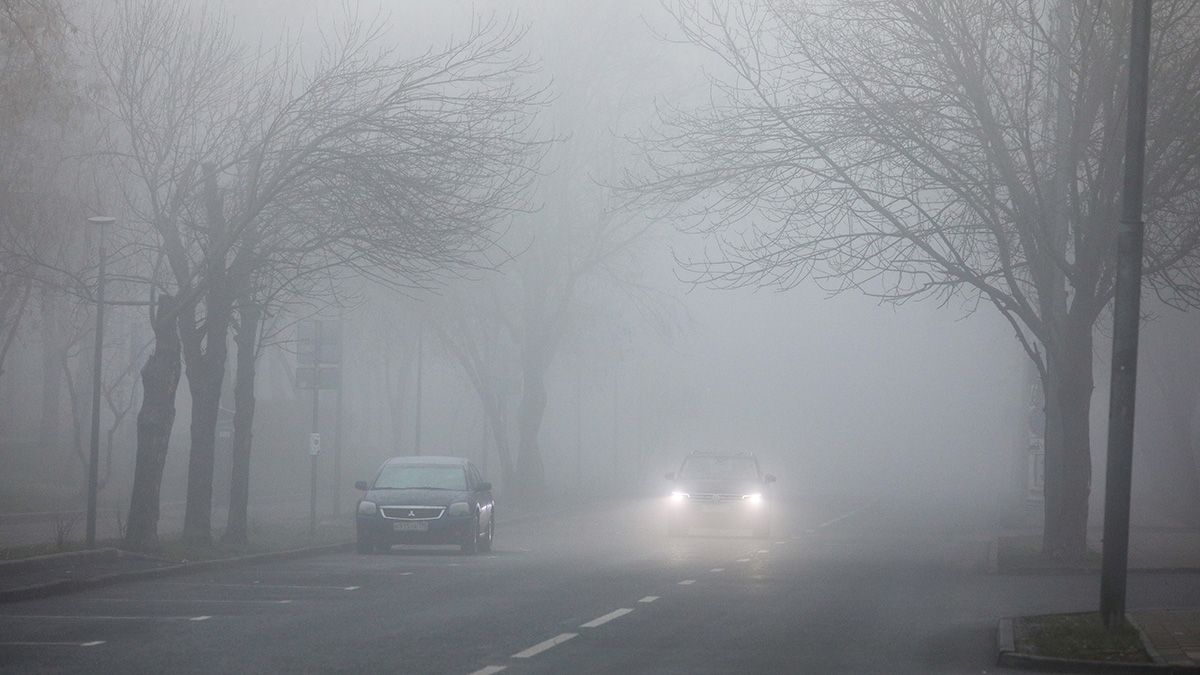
[998,509,1200,672]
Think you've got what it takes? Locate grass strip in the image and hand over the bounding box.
[1016,612,1152,663]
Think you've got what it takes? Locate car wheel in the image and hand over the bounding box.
[478,517,494,553]
[461,516,481,554]
[356,535,375,554]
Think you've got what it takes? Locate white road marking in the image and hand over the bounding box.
[580,608,633,628]
[757,549,769,553]
[153,582,358,591]
[678,580,695,585]
[736,558,750,562]
[0,641,105,647]
[775,541,787,544]
[0,615,207,621]
[710,568,724,572]
[468,666,507,675]
[190,616,211,621]
[638,596,658,603]
[83,598,292,605]
[512,633,577,658]
[816,498,879,529]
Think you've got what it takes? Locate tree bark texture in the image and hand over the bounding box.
[1042,325,1095,565]
[123,294,181,554]
[223,302,260,545]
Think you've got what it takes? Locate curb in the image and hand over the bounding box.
[997,618,1200,674]
[0,541,355,604]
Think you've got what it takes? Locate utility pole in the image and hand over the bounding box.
[1100,0,1151,631]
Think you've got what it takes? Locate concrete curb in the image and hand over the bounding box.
[997,618,1200,674]
[0,541,355,604]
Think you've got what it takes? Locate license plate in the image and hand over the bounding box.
[393,521,429,532]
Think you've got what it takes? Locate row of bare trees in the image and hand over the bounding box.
[632,0,1200,562]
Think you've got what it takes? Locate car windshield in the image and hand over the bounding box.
[373,465,466,490]
[679,456,759,481]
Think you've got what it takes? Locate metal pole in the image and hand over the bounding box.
[1100,0,1151,630]
[414,327,422,456]
[310,321,321,538]
[85,217,114,548]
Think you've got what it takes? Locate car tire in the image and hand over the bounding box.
[461,516,481,554]
[478,517,493,553]
[356,536,375,554]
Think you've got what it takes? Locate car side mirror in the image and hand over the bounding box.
[476,482,492,492]
[664,472,675,481]
[764,474,777,484]
[355,480,369,491]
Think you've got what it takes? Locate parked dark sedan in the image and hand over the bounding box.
[665,452,775,538]
[355,455,494,554]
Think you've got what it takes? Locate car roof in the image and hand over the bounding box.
[381,455,470,466]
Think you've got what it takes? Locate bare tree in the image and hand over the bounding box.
[635,0,1200,562]
[93,1,546,549]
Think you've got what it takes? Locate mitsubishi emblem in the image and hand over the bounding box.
[408,511,416,518]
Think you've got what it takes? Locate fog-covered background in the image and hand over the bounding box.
[2,0,1198,551]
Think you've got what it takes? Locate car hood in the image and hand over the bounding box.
[364,489,469,507]
[672,479,763,496]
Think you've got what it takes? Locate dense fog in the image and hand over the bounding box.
[1,0,1198,554]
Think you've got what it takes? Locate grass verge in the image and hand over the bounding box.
[1014,612,1152,663]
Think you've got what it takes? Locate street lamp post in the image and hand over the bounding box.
[85,216,115,549]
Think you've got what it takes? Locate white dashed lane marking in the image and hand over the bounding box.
[638,596,658,603]
[678,580,695,585]
[736,558,750,562]
[468,666,507,675]
[0,615,213,621]
[580,608,633,628]
[710,568,724,572]
[512,633,577,658]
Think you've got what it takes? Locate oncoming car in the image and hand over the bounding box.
[354,456,494,554]
[665,452,776,538]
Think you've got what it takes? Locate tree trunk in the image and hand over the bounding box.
[1042,329,1094,565]
[515,356,548,504]
[180,294,230,548]
[223,302,260,546]
[181,164,234,548]
[123,294,181,554]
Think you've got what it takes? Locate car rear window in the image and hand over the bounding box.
[374,465,467,490]
[679,456,759,481]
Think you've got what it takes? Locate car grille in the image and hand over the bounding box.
[687,493,743,502]
[380,506,445,520]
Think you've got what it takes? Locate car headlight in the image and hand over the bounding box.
[670,491,689,502]
[357,500,377,516]
[447,502,472,517]
[742,493,764,504]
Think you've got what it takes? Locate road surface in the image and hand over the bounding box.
[1,492,1198,673]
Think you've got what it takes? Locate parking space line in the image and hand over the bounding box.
[468,666,506,675]
[151,582,359,591]
[638,596,658,603]
[512,633,577,658]
[580,608,632,628]
[0,641,105,647]
[0,615,211,621]
[83,598,293,605]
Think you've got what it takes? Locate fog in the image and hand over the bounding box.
[1,0,1198,554]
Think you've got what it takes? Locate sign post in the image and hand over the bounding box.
[297,319,341,538]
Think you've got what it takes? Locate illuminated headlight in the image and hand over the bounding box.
[742,493,764,504]
[670,491,689,502]
[447,502,472,517]
[357,500,377,516]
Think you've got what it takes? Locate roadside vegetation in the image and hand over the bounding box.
[1015,612,1151,664]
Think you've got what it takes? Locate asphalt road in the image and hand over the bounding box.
[2,493,1199,674]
